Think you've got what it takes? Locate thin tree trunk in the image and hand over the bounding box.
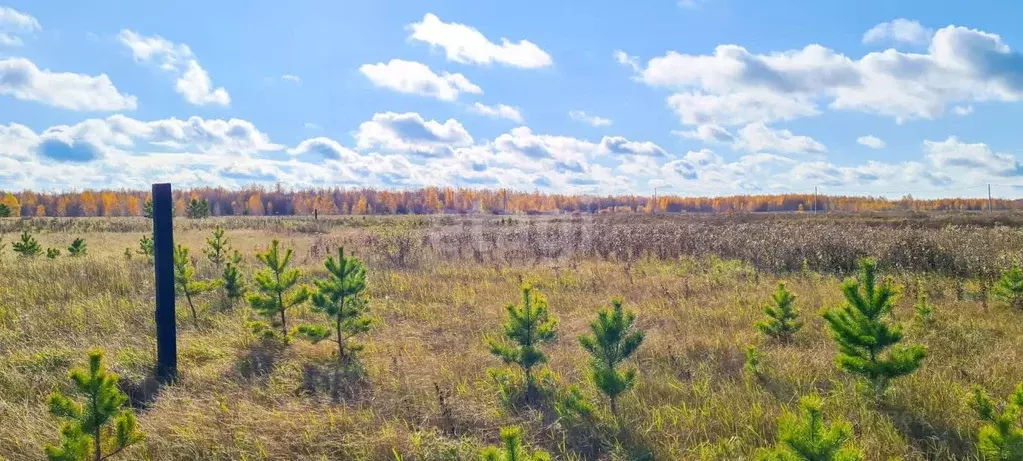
[186,292,197,324]
[92,391,101,461]
[336,316,345,362]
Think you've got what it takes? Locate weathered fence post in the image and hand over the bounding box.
[152,183,177,383]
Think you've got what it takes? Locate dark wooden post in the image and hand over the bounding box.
[152,183,177,383]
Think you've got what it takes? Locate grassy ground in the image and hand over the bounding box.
[0,216,1020,460]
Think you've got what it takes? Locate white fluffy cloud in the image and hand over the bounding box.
[408,13,552,68]
[469,102,523,122]
[635,24,1023,125]
[953,105,974,116]
[569,110,613,127]
[288,137,359,161]
[613,50,640,72]
[857,135,886,149]
[924,136,1022,176]
[597,136,667,157]
[359,59,481,101]
[734,122,827,154]
[666,91,819,126]
[675,124,735,144]
[0,58,138,111]
[118,30,230,106]
[0,6,39,46]
[354,112,473,156]
[862,19,933,46]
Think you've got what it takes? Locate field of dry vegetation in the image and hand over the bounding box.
[2,212,1023,460]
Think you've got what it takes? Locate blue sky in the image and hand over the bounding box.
[3,1,1023,198]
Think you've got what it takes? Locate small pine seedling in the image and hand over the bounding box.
[136,235,154,261]
[822,258,926,398]
[173,245,223,324]
[480,427,551,461]
[992,264,1023,310]
[247,240,310,338]
[142,198,153,219]
[12,230,42,257]
[579,298,645,419]
[296,247,371,363]
[554,384,595,427]
[45,349,144,461]
[757,282,802,342]
[756,394,863,461]
[972,383,1023,459]
[913,280,935,327]
[487,285,558,403]
[46,248,61,259]
[222,251,247,305]
[203,226,230,268]
[744,345,763,379]
[67,238,87,257]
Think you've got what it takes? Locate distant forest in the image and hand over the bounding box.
[0,186,1018,217]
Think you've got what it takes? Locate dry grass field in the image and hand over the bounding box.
[1,213,1022,460]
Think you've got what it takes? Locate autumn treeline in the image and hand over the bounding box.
[0,187,1017,217]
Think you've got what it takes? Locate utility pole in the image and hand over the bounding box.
[989,184,993,212]
[813,186,818,214]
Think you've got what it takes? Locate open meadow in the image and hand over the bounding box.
[2,212,1023,460]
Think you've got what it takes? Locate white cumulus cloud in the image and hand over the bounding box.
[734,122,827,155]
[0,6,39,46]
[359,59,481,101]
[862,19,933,45]
[118,30,230,106]
[0,58,137,111]
[924,136,1023,176]
[469,102,523,122]
[408,13,552,68]
[634,25,1023,125]
[354,111,473,156]
[569,110,612,127]
[857,135,886,149]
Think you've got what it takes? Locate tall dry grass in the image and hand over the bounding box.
[0,214,1021,459]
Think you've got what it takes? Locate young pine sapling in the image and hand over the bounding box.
[579,298,645,420]
[47,248,61,259]
[67,238,87,257]
[12,230,42,257]
[173,245,222,324]
[487,285,558,403]
[822,258,926,398]
[222,250,246,306]
[296,247,371,363]
[202,226,230,268]
[972,384,1023,459]
[247,240,310,338]
[913,280,935,327]
[45,349,144,461]
[480,427,551,461]
[992,264,1023,310]
[756,282,802,342]
[756,394,863,461]
[136,236,154,261]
